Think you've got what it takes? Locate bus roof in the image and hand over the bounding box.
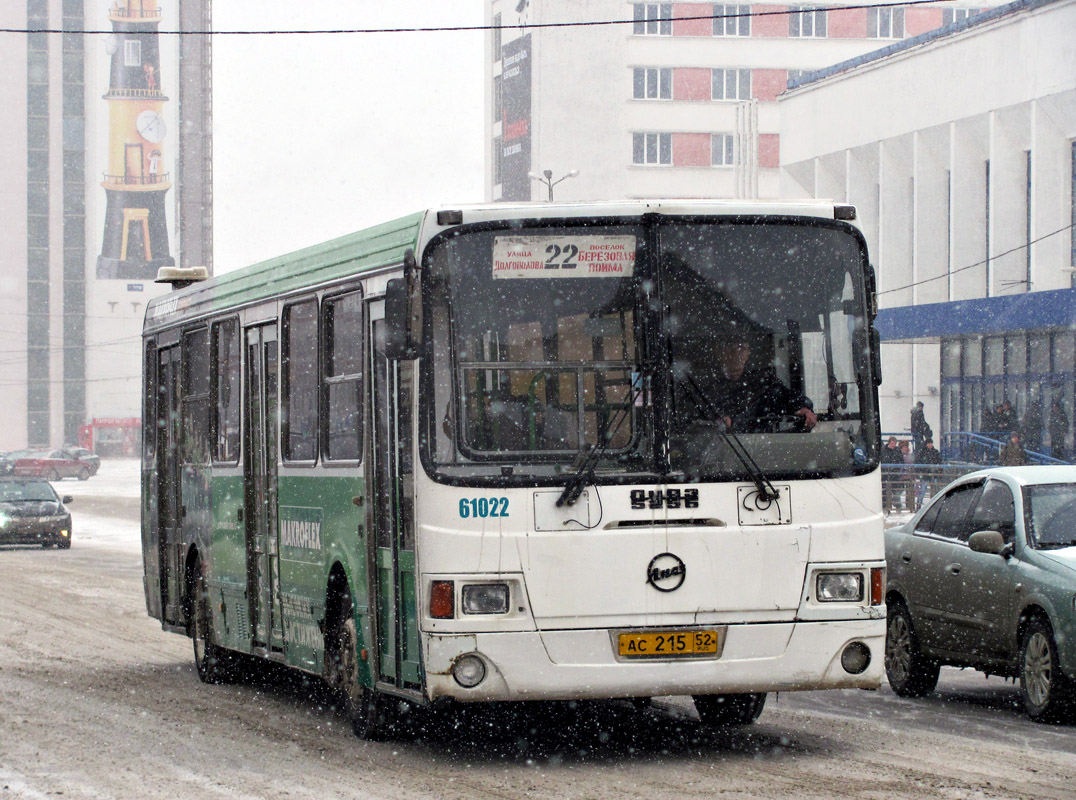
[143,199,847,333]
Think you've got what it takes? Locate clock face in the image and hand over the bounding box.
[136,110,166,144]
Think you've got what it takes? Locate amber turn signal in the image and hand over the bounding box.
[430,580,455,619]
[870,567,885,606]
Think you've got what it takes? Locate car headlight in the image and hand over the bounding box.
[461,583,509,615]
[816,572,864,603]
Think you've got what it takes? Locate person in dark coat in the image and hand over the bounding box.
[914,438,942,509]
[1021,399,1043,454]
[1048,400,1069,460]
[677,332,816,433]
[997,400,1018,434]
[999,431,1027,466]
[881,436,903,511]
[910,401,930,452]
[981,404,1000,434]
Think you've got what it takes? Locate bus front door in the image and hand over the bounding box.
[244,324,285,652]
[156,344,183,627]
[368,301,420,691]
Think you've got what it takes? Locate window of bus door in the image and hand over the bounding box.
[426,223,654,481]
[660,220,876,479]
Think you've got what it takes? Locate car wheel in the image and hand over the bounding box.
[77,467,90,481]
[327,588,391,740]
[47,470,60,482]
[885,601,940,697]
[191,566,232,684]
[693,693,766,726]
[1020,618,1073,723]
[58,536,71,549]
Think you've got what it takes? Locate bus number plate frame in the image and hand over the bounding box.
[615,628,726,660]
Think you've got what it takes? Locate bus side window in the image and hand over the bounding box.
[322,289,364,462]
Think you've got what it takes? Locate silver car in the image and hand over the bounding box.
[884,466,1076,722]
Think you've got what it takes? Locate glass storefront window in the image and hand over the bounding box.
[941,339,960,377]
[963,337,982,377]
[1055,331,1074,373]
[984,337,1004,376]
[1030,334,1050,374]
[1005,335,1026,375]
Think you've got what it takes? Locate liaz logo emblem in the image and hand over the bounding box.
[646,552,686,593]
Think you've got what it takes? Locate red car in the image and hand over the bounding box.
[14,450,95,481]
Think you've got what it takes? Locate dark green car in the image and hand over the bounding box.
[884,466,1076,722]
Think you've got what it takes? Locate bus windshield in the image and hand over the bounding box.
[425,217,876,484]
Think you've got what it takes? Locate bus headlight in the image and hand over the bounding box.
[816,573,864,602]
[461,583,509,615]
[452,654,487,688]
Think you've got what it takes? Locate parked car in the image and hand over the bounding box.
[0,477,73,548]
[884,466,1076,722]
[13,449,95,481]
[58,446,100,476]
[0,450,32,476]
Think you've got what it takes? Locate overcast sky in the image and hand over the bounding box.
[211,2,486,273]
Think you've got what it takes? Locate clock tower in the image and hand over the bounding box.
[97,0,175,280]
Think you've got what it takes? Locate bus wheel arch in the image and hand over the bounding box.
[323,564,390,739]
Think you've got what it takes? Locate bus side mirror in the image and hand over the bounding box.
[385,249,419,360]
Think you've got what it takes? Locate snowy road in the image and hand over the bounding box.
[1,460,1074,799]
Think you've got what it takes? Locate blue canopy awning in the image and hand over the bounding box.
[875,287,1076,341]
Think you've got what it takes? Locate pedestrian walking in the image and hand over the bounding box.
[1049,400,1069,460]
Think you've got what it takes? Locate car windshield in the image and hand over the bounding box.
[1024,483,1076,549]
[0,481,58,502]
[424,218,876,485]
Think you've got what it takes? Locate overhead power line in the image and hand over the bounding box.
[877,222,1075,297]
[0,0,953,36]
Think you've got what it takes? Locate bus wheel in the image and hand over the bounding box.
[329,600,390,740]
[693,693,766,726]
[191,568,231,684]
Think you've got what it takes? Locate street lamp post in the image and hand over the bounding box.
[527,168,578,201]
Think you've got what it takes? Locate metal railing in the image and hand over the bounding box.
[881,463,981,514]
[109,7,163,20]
[105,88,166,99]
[102,173,170,186]
[940,431,1068,466]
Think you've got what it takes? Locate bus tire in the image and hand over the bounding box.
[328,594,391,740]
[693,692,766,726]
[884,600,939,697]
[191,567,231,684]
[1019,617,1073,723]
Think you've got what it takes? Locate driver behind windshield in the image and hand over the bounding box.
[676,330,816,433]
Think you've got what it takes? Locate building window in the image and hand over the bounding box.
[942,8,975,25]
[492,137,502,186]
[492,12,502,59]
[789,7,827,37]
[283,299,319,463]
[123,39,141,67]
[211,318,241,463]
[713,4,750,36]
[493,74,502,123]
[633,3,672,35]
[712,68,751,101]
[633,132,671,165]
[711,133,735,166]
[322,290,364,462]
[867,7,904,38]
[633,67,671,100]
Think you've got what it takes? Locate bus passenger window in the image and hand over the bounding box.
[283,299,319,462]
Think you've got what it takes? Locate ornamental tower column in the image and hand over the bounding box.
[97,0,175,280]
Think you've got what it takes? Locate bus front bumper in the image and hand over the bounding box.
[423,619,884,702]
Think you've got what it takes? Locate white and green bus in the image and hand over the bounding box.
[142,200,886,738]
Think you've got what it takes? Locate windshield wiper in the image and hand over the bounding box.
[1037,540,1076,549]
[680,374,780,503]
[557,370,649,507]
